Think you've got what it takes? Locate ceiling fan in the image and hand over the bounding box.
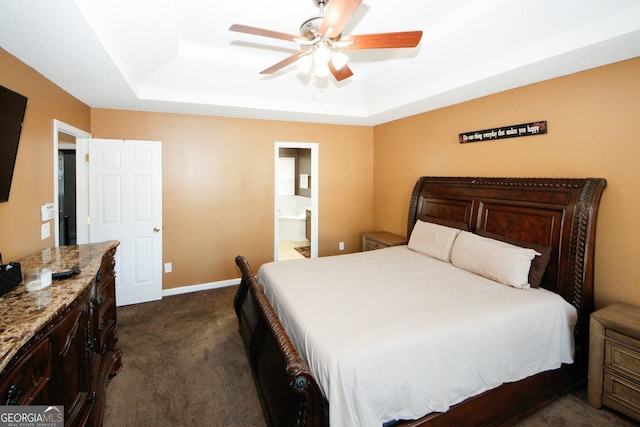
[229,0,423,82]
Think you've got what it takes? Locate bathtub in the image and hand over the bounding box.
[278,208,307,241]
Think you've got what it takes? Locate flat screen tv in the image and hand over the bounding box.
[0,85,28,203]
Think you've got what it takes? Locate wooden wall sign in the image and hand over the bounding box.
[459,121,547,143]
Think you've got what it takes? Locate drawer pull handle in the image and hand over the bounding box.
[90,295,104,307]
[5,384,20,405]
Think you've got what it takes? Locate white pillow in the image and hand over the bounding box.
[408,220,462,262]
[450,231,540,289]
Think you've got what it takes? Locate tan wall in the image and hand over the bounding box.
[3,45,638,307]
[90,110,373,289]
[374,57,640,309]
[0,49,91,261]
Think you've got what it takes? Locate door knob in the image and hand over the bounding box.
[153,227,161,233]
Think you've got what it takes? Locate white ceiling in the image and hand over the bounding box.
[2,0,640,126]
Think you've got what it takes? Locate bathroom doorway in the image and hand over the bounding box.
[274,142,318,261]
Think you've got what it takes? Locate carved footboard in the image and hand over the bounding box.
[234,256,328,427]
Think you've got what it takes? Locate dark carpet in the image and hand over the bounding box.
[103,286,265,426]
[104,286,638,427]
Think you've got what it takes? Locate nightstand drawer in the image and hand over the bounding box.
[603,369,640,419]
[362,231,407,251]
[605,332,640,380]
[588,302,640,421]
[366,240,387,250]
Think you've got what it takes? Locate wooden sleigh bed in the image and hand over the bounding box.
[234,176,607,427]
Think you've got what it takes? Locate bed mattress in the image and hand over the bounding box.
[257,246,577,427]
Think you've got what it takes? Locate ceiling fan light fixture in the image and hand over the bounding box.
[314,44,331,65]
[331,51,349,70]
[296,54,313,73]
[314,61,330,77]
[230,0,423,82]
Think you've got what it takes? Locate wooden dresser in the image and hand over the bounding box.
[0,241,121,426]
[588,302,640,422]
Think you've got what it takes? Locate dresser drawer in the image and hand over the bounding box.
[0,337,51,405]
[605,332,640,381]
[96,248,117,287]
[93,276,116,349]
[96,298,116,350]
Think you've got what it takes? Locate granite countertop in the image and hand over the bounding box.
[0,240,119,373]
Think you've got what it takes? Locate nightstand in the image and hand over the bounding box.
[362,231,407,251]
[588,302,640,422]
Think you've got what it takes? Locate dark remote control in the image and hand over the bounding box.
[52,265,81,280]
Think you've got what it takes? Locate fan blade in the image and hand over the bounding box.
[341,31,423,49]
[319,0,362,38]
[229,24,302,43]
[260,50,308,75]
[329,62,354,81]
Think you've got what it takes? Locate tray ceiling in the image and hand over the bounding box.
[1,0,639,125]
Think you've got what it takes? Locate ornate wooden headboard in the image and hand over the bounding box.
[406,177,607,365]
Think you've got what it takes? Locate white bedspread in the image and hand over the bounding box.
[257,246,577,427]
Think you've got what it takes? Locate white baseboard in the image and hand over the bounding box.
[162,277,241,297]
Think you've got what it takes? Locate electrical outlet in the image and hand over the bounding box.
[164,262,172,273]
[41,223,50,240]
[339,241,345,251]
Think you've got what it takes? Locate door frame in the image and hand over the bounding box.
[52,120,91,246]
[274,142,319,260]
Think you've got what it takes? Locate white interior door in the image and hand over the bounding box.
[87,139,163,306]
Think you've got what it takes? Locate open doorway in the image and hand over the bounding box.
[52,120,91,246]
[58,146,76,245]
[274,142,318,261]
